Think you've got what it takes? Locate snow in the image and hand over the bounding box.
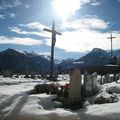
[0,93,78,120]
[104,64,119,67]
[0,76,120,120]
[73,61,84,64]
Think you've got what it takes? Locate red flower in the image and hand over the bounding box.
[65,83,70,88]
[48,84,54,91]
[60,85,65,90]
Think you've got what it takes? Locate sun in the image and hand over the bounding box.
[53,0,80,22]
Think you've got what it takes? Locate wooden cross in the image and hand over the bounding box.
[107,34,116,64]
[44,21,62,80]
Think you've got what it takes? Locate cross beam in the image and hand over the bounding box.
[107,34,116,63]
[43,21,61,80]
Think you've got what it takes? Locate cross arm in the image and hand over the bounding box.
[56,31,62,35]
[107,37,116,39]
[43,28,62,35]
[43,28,52,33]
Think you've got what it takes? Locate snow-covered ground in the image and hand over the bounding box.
[0,75,120,120]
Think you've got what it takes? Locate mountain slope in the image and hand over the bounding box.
[59,48,112,70]
[0,48,51,74]
[113,50,120,58]
[78,48,111,66]
[0,48,119,74]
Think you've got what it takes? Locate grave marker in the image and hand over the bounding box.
[92,72,98,91]
[69,69,82,102]
[84,73,93,97]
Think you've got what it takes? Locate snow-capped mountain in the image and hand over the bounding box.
[0,48,119,74]
[78,48,111,66]
[59,48,114,70]
[0,48,52,74]
[57,58,76,70]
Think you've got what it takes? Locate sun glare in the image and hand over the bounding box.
[53,0,80,22]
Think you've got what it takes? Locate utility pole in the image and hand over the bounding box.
[43,21,62,80]
[107,34,116,64]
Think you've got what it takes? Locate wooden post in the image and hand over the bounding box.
[107,34,116,64]
[44,21,62,80]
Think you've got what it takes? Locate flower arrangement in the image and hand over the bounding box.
[31,82,70,99]
[47,83,70,98]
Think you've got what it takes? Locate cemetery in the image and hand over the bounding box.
[0,0,120,119]
[28,68,120,110]
[0,20,119,120]
[1,71,120,120]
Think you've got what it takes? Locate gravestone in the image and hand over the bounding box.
[118,73,120,80]
[69,69,82,102]
[101,75,104,84]
[84,73,93,97]
[114,74,119,83]
[92,72,98,91]
[107,74,111,83]
[103,75,106,83]
[104,74,111,83]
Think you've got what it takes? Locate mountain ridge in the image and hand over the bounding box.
[0,48,119,74]
[0,48,51,74]
[59,48,120,70]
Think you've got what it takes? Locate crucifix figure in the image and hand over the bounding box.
[44,21,62,80]
[107,34,116,64]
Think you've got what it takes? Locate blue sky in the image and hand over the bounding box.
[0,0,120,60]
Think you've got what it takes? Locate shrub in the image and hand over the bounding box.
[31,83,70,98]
[2,70,13,77]
[95,92,118,104]
[106,86,120,94]
[24,74,30,78]
[32,84,48,94]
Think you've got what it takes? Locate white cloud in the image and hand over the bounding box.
[9,26,51,38]
[9,13,16,18]
[0,36,42,45]
[0,0,29,10]
[24,4,30,8]
[61,15,109,30]
[8,17,119,52]
[90,0,101,6]
[0,0,22,10]
[9,27,30,34]
[91,1,101,6]
[0,13,16,20]
[9,22,52,38]
[44,16,119,52]
[0,15,5,19]
[53,30,120,52]
[20,22,47,31]
[79,0,97,5]
[52,0,100,21]
[13,0,22,6]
